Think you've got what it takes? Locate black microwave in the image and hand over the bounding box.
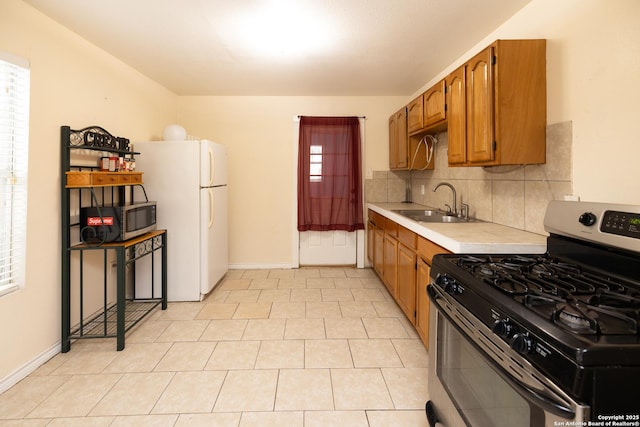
[80,202,157,243]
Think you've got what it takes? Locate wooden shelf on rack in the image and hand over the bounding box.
[66,171,143,188]
[71,230,166,250]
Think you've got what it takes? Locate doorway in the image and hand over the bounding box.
[293,116,366,267]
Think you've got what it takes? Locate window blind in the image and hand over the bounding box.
[0,53,30,297]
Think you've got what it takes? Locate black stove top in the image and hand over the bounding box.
[451,253,640,336]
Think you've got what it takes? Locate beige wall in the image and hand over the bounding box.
[176,96,404,267]
[0,0,177,383]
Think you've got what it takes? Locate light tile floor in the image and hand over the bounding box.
[0,267,430,426]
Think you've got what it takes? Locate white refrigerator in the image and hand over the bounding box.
[133,140,228,301]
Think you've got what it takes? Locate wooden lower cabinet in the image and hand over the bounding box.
[373,227,384,278]
[367,209,452,349]
[397,243,417,324]
[416,257,431,348]
[416,236,451,348]
[367,221,374,264]
[383,233,398,297]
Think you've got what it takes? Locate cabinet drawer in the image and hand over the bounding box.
[118,174,133,184]
[65,171,92,187]
[129,173,143,184]
[417,236,449,263]
[398,225,416,250]
[384,218,399,237]
[65,171,144,188]
[368,210,385,227]
[91,172,120,186]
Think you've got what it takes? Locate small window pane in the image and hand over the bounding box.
[309,164,322,176]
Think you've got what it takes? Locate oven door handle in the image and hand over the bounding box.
[493,368,576,419]
[428,284,577,420]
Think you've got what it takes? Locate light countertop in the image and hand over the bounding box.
[368,203,547,254]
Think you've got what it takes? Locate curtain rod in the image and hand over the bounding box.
[297,115,366,119]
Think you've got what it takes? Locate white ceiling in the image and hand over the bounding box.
[24,0,531,96]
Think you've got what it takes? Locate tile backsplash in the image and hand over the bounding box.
[365,121,573,235]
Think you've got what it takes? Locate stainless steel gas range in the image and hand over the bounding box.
[426,200,640,427]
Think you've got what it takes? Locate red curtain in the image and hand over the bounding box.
[297,116,364,232]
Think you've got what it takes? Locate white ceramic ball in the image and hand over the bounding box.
[163,124,187,141]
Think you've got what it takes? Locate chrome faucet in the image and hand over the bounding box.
[432,182,457,215]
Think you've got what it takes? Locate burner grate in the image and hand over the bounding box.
[449,254,640,335]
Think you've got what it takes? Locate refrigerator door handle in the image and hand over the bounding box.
[208,188,214,229]
[208,149,215,187]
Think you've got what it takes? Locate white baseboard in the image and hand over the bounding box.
[0,342,60,394]
[229,263,296,270]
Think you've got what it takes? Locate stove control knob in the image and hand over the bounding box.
[578,212,597,227]
[492,319,515,338]
[511,333,533,355]
[436,274,461,295]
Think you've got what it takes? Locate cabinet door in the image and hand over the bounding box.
[446,66,467,165]
[466,46,495,164]
[395,109,408,169]
[416,257,431,348]
[367,221,375,264]
[388,108,408,170]
[374,228,385,277]
[388,113,398,169]
[423,80,446,128]
[383,233,398,297]
[407,95,424,134]
[397,243,417,324]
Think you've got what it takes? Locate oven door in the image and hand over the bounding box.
[426,284,590,427]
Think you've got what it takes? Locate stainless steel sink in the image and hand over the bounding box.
[392,209,441,219]
[439,215,469,223]
[391,209,478,223]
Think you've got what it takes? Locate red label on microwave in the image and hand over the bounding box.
[87,216,114,226]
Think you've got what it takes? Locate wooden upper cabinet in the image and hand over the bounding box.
[423,79,446,128]
[389,107,408,170]
[446,65,467,165]
[493,39,547,165]
[388,112,397,169]
[396,109,408,169]
[447,39,546,167]
[407,95,424,134]
[466,46,495,164]
[406,79,446,136]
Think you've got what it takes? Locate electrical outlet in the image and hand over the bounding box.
[421,184,425,195]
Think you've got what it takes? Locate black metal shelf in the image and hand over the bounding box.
[70,300,161,339]
[61,125,167,352]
